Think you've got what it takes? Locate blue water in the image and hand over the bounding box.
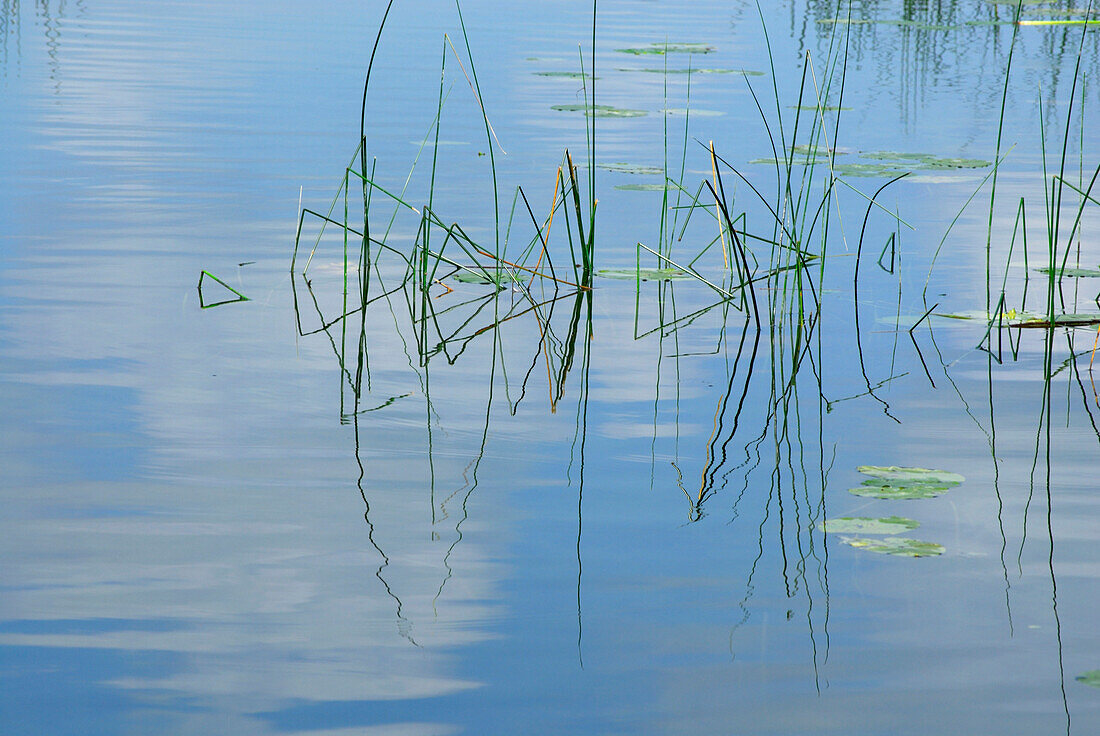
[2,1,1100,733]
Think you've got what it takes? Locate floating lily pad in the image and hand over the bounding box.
[842,536,945,557]
[620,67,762,76]
[1010,313,1100,328]
[614,183,669,191]
[861,152,991,169]
[1076,670,1100,688]
[858,466,965,484]
[598,162,665,175]
[534,71,597,80]
[832,163,910,178]
[820,516,920,535]
[596,268,691,281]
[616,43,716,55]
[850,479,955,500]
[1034,266,1100,278]
[552,104,647,118]
[451,270,527,285]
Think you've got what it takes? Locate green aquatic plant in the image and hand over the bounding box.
[552,103,647,117]
[598,163,665,175]
[197,270,249,309]
[819,516,920,534]
[596,267,690,280]
[1076,670,1100,688]
[614,183,670,191]
[850,479,956,500]
[618,67,762,75]
[858,466,965,484]
[534,71,597,79]
[616,42,715,55]
[842,537,945,557]
[451,270,528,285]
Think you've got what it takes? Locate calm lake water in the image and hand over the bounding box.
[3,1,1100,733]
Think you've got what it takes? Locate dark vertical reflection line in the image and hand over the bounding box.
[988,349,1014,636]
[575,291,592,669]
[354,399,418,647]
[1042,328,1070,734]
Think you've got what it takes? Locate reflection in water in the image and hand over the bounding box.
[2,0,84,86]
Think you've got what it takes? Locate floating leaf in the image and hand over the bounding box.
[1010,313,1100,328]
[842,536,945,557]
[861,152,991,169]
[1076,670,1100,688]
[858,466,965,484]
[832,163,910,178]
[616,43,716,55]
[598,162,665,175]
[614,183,669,191]
[619,67,762,76]
[850,479,955,500]
[820,516,920,535]
[534,71,597,80]
[596,268,691,281]
[1033,266,1100,278]
[451,270,527,285]
[552,104,647,118]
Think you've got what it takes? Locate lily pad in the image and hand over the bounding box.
[850,479,955,500]
[1033,266,1100,278]
[1076,670,1100,688]
[861,151,991,169]
[1010,313,1100,328]
[819,516,920,535]
[614,183,669,191]
[598,162,665,175]
[616,43,716,55]
[596,268,691,281]
[619,67,762,76]
[552,104,647,118]
[832,163,910,178]
[842,536,945,557]
[451,270,527,285]
[858,466,965,484]
[534,71,597,80]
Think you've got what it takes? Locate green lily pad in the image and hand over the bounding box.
[861,152,991,169]
[1010,313,1100,328]
[598,163,665,175]
[850,479,955,500]
[1034,266,1100,278]
[842,536,945,557]
[1076,670,1100,688]
[451,270,527,285]
[858,466,965,484]
[614,183,669,191]
[534,71,597,80]
[832,163,910,178]
[616,43,716,56]
[596,268,691,281]
[820,516,920,535]
[552,104,647,118]
[619,67,762,76]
